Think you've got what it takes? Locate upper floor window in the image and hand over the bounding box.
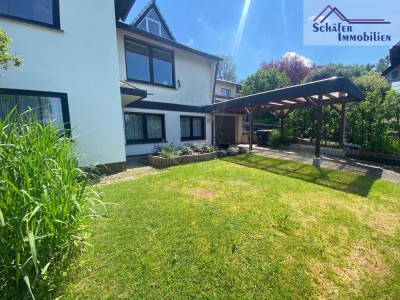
[221,88,232,98]
[0,89,70,132]
[125,38,175,88]
[392,71,399,80]
[0,0,60,29]
[137,9,169,39]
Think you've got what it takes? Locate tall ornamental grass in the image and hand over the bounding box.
[0,109,103,299]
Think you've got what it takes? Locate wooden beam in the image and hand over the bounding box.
[315,95,323,158]
[329,104,341,114]
[339,103,346,147]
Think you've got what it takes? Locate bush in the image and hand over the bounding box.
[269,130,293,148]
[153,144,180,157]
[0,110,103,299]
[180,145,194,156]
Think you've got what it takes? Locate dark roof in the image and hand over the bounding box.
[120,81,147,98]
[382,41,400,76]
[115,0,136,22]
[131,0,176,41]
[117,21,222,61]
[205,77,365,114]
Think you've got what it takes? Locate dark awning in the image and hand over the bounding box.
[205,77,365,114]
[120,81,147,106]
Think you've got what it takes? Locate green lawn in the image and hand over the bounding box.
[62,155,400,299]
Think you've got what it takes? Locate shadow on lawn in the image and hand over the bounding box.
[222,154,380,197]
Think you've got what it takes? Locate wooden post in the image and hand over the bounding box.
[315,97,323,159]
[339,103,346,148]
[249,111,253,152]
[280,111,285,136]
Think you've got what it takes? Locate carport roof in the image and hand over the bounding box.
[205,77,365,114]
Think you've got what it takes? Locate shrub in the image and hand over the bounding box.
[180,145,194,156]
[153,144,180,158]
[0,110,103,299]
[269,130,293,148]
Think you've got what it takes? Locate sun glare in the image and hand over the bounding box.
[233,0,252,59]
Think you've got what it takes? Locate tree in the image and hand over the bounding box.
[240,68,290,96]
[376,55,390,73]
[0,29,22,76]
[217,55,238,82]
[302,63,370,83]
[260,54,314,85]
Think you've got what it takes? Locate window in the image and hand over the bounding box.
[180,116,205,141]
[124,112,165,144]
[0,89,70,132]
[0,0,60,29]
[221,88,231,98]
[125,38,175,87]
[137,9,169,38]
[392,71,399,80]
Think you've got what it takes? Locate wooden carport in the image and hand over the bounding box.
[205,77,365,166]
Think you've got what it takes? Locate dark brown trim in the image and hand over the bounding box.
[180,115,206,141]
[212,60,219,104]
[131,1,175,41]
[124,36,176,89]
[117,22,222,62]
[120,86,147,99]
[127,100,206,113]
[0,0,61,30]
[382,63,399,76]
[124,111,166,145]
[0,88,71,133]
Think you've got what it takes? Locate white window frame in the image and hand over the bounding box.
[146,18,162,36]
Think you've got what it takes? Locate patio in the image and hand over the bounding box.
[238,144,400,183]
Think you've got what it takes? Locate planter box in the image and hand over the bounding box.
[148,152,217,168]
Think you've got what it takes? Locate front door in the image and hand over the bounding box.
[215,116,236,145]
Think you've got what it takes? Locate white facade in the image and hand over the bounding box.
[117,28,218,156]
[0,0,126,167]
[215,79,240,101]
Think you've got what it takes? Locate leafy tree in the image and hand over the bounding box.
[260,54,314,85]
[302,63,370,83]
[217,55,238,82]
[240,68,290,96]
[0,29,22,76]
[376,55,391,73]
[353,70,390,96]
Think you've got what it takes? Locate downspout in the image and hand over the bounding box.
[211,60,220,146]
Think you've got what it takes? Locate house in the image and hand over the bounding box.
[382,42,400,92]
[214,79,245,145]
[0,0,239,172]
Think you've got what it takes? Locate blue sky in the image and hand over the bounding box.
[126,0,394,80]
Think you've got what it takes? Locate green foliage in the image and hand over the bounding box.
[269,130,294,148]
[217,55,238,82]
[153,143,215,158]
[0,29,23,75]
[302,63,371,83]
[376,55,390,73]
[0,110,103,299]
[240,68,291,97]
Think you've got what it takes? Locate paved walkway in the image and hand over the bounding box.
[238,145,400,183]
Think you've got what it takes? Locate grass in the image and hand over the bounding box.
[62,154,400,299]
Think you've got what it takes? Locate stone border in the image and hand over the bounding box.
[148,152,217,168]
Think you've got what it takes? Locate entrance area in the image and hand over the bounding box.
[215,116,236,146]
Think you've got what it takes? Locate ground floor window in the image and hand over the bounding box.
[124,112,165,144]
[180,116,205,141]
[0,89,70,132]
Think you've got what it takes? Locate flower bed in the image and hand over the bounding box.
[148,151,217,168]
[149,143,217,168]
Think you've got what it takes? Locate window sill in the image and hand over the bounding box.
[0,14,63,33]
[126,78,177,90]
[181,138,206,142]
[126,140,168,145]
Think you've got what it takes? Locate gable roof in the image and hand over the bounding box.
[115,0,136,22]
[131,0,176,41]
